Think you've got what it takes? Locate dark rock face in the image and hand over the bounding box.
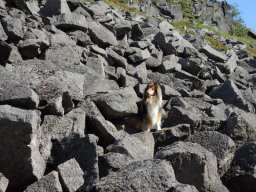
[0,0,255,191]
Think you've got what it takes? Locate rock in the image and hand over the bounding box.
[0,23,7,41]
[0,105,45,191]
[95,87,138,120]
[106,48,127,69]
[160,54,181,73]
[51,134,99,191]
[52,13,88,32]
[156,141,228,192]
[67,29,91,47]
[178,57,204,76]
[0,40,11,66]
[41,45,83,65]
[0,173,8,192]
[17,39,43,59]
[223,108,256,147]
[159,20,174,34]
[98,152,134,178]
[1,16,24,40]
[40,0,71,17]
[96,159,177,192]
[88,21,117,48]
[162,84,182,99]
[189,131,236,176]
[128,49,151,63]
[65,108,86,137]
[156,2,183,22]
[106,134,154,161]
[132,131,155,152]
[24,171,62,192]
[200,45,228,62]
[153,124,191,150]
[170,184,199,192]
[57,158,84,192]
[209,79,251,111]
[86,56,105,78]
[223,50,238,73]
[41,115,73,141]
[114,21,132,37]
[90,45,107,58]
[145,56,162,68]
[248,29,256,39]
[223,142,256,192]
[131,23,144,39]
[0,79,39,109]
[154,32,175,55]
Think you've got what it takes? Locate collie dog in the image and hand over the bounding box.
[130,82,162,132]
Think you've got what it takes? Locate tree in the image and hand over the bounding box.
[230,3,247,36]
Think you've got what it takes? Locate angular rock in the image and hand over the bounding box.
[0,105,45,191]
[0,79,39,109]
[0,23,7,41]
[153,124,191,149]
[200,44,228,62]
[209,79,250,111]
[40,0,71,17]
[96,159,177,192]
[159,20,174,34]
[162,84,182,99]
[95,87,138,120]
[178,57,204,76]
[78,100,119,147]
[1,16,24,40]
[248,29,256,39]
[106,48,127,69]
[11,0,40,15]
[223,108,256,147]
[171,184,199,192]
[98,152,134,178]
[86,56,105,78]
[223,142,256,192]
[128,49,151,63]
[51,134,99,191]
[0,173,8,192]
[160,55,181,73]
[156,141,228,192]
[52,13,88,32]
[57,159,84,192]
[67,29,91,47]
[88,21,117,48]
[24,171,62,192]
[189,131,236,176]
[17,39,41,59]
[223,50,238,73]
[132,131,155,152]
[90,45,107,58]
[0,40,11,66]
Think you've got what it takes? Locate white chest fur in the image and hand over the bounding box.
[146,97,160,126]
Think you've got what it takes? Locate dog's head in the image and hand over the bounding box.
[144,82,158,98]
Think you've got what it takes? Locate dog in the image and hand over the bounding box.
[130,82,162,132]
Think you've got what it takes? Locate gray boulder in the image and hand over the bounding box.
[86,56,105,78]
[11,0,39,14]
[248,29,256,39]
[0,105,45,191]
[51,134,99,191]
[189,131,236,176]
[96,159,177,192]
[223,142,256,192]
[106,48,127,69]
[0,23,7,41]
[223,108,256,147]
[1,16,24,40]
[159,20,174,34]
[40,0,71,17]
[52,13,88,32]
[95,87,138,120]
[0,173,8,192]
[160,54,181,73]
[153,124,191,149]
[88,21,117,48]
[0,40,11,66]
[57,158,84,192]
[24,171,62,192]
[0,79,39,109]
[200,44,228,62]
[128,49,151,63]
[156,141,228,192]
[67,29,91,47]
[209,79,251,111]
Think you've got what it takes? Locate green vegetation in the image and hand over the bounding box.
[205,36,228,51]
[229,3,247,36]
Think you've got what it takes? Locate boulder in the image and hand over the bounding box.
[40,0,71,17]
[86,56,105,78]
[156,141,228,192]
[223,108,256,147]
[209,79,251,111]
[88,21,117,48]
[0,23,7,41]
[52,13,88,32]
[57,159,84,192]
[153,124,191,149]
[189,131,236,176]
[0,79,39,109]
[1,16,24,40]
[128,49,151,63]
[160,54,181,73]
[106,48,127,69]
[95,87,138,120]
[223,142,256,192]
[78,100,119,147]
[0,173,8,192]
[51,134,99,191]
[200,44,228,62]
[159,20,174,34]
[67,29,91,47]
[11,0,39,14]
[24,171,62,192]
[248,29,256,39]
[96,159,177,192]
[0,40,11,66]
[0,105,45,191]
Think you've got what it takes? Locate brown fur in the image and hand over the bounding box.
[130,82,162,132]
